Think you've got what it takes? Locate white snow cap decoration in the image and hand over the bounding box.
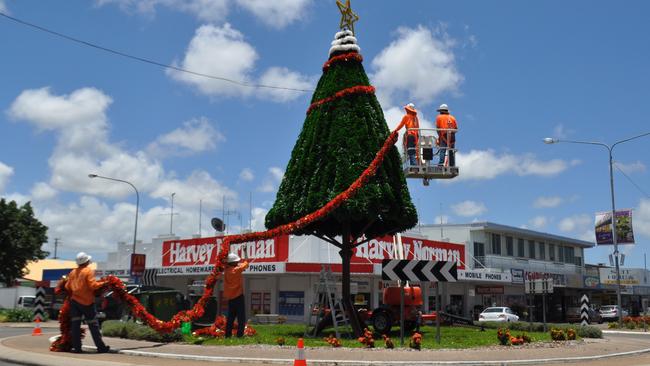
[329,29,361,57]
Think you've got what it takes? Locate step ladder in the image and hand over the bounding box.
[305,265,349,339]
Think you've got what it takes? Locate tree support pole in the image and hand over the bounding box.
[340,225,363,338]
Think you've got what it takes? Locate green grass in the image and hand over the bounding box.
[188,324,552,349]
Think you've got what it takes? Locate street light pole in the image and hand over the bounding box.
[544,132,650,327]
[170,192,176,235]
[88,174,140,255]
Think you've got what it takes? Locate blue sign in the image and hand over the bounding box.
[42,268,73,281]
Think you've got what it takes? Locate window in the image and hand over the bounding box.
[473,242,485,267]
[558,245,565,262]
[506,236,514,256]
[539,242,546,260]
[517,238,525,257]
[549,243,556,261]
[491,234,502,255]
[564,247,575,264]
[528,240,535,259]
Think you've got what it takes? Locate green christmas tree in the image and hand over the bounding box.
[265,28,417,336]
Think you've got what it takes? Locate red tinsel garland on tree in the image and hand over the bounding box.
[322,52,363,71]
[306,85,375,115]
[52,68,408,352]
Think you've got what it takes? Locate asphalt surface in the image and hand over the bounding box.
[0,326,650,366]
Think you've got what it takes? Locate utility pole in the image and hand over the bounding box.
[53,238,60,259]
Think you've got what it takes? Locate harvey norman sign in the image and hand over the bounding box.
[458,270,511,283]
[354,236,465,270]
[162,235,289,267]
[157,262,286,276]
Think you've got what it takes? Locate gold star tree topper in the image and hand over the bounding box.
[336,0,359,35]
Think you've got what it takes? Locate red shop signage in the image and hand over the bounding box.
[162,235,289,266]
[352,235,465,269]
[475,286,504,295]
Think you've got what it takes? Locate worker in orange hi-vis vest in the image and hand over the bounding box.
[223,252,249,337]
[435,104,458,167]
[65,252,110,354]
[401,103,420,166]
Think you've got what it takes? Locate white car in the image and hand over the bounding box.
[478,307,520,322]
[599,305,628,321]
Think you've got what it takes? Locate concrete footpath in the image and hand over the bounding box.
[2,330,650,366]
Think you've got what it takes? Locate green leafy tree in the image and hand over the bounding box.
[265,30,417,336]
[0,199,49,285]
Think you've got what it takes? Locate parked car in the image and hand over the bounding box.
[478,307,519,322]
[16,296,36,309]
[566,307,603,324]
[599,305,629,321]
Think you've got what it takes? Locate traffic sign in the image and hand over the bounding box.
[33,286,46,322]
[580,294,590,326]
[381,260,457,282]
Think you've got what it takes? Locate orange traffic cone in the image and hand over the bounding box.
[293,338,306,366]
[32,318,42,336]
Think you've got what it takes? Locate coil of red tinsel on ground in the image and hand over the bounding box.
[52,78,407,352]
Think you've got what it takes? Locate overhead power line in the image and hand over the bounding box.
[0,11,314,93]
[614,162,650,199]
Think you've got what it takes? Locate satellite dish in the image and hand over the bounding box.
[211,217,225,232]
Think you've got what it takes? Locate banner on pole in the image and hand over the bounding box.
[595,209,635,245]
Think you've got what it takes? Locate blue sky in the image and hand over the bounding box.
[1,0,649,267]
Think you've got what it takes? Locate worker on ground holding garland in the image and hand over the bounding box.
[223,252,249,337]
[435,104,458,167]
[65,252,110,354]
[401,103,420,166]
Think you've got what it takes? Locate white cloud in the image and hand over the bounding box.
[250,207,269,231]
[451,200,486,217]
[3,193,29,206]
[95,0,230,23]
[615,161,646,174]
[148,117,224,157]
[239,168,254,182]
[371,25,462,107]
[97,0,310,28]
[6,86,247,255]
[534,196,563,208]
[635,198,650,239]
[0,1,7,13]
[258,166,284,193]
[455,149,570,181]
[168,24,310,101]
[168,24,258,98]
[30,182,58,201]
[529,216,548,229]
[256,67,312,102]
[234,0,310,28]
[0,162,14,193]
[558,214,591,233]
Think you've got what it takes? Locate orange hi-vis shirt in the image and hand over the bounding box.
[224,261,249,300]
[402,111,420,137]
[65,266,104,305]
[435,114,457,143]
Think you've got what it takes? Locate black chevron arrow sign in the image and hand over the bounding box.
[382,260,457,282]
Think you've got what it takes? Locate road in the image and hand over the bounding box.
[0,327,32,366]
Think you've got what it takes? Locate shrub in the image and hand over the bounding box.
[608,322,619,329]
[3,309,46,322]
[497,328,510,346]
[550,328,566,341]
[566,328,576,340]
[276,337,286,346]
[625,321,637,330]
[101,320,182,342]
[576,326,602,339]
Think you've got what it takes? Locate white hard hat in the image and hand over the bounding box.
[437,104,449,112]
[76,252,92,265]
[404,103,416,112]
[227,253,241,263]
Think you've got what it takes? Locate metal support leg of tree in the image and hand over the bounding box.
[340,234,363,338]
